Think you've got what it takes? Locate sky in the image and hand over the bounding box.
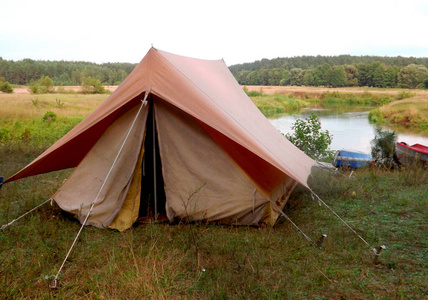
[1,0,428,66]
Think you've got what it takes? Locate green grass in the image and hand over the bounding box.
[368,96,428,134]
[319,91,398,105]
[1,145,427,298]
[250,94,308,117]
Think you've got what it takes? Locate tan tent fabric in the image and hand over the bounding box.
[6,48,315,229]
[108,143,144,231]
[52,104,148,228]
[155,99,274,225]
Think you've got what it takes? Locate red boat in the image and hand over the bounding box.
[395,142,428,166]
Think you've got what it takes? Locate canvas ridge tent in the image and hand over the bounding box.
[3,48,314,231]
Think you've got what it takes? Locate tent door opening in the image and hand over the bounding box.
[139,100,167,222]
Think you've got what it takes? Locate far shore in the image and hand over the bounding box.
[11,85,428,97]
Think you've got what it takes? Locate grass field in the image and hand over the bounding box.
[1,91,427,299]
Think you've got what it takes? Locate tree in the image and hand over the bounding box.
[383,66,399,87]
[285,113,333,161]
[312,64,331,86]
[38,75,54,93]
[397,64,428,88]
[82,76,105,94]
[372,62,386,87]
[325,66,347,87]
[289,68,304,86]
[344,65,358,86]
[423,78,428,89]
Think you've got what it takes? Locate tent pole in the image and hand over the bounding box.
[152,100,158,221]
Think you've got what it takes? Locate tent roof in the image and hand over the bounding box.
[6,48,314,188]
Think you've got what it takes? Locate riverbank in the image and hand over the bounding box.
[245,86,428,133]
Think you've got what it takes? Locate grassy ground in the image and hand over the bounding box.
[245,86,428,134]
[1,91,427,298]
[1,152,427,299]
[369,96,428,133]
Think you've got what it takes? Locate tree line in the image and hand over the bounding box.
[0,57,137,86]
[1,55,428,89]
[230,55,428,89]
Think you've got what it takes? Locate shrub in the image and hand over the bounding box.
[284,113,333,161]
[82,77,105,94]
[370,127,398,168]
[0,80,13,93]
[42,110,57,122]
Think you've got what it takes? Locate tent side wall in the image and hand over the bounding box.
[52,104,148,229]
[155,98,297,225]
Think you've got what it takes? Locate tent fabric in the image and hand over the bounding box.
[6,48,315,229]
[52,104,148,229]
[155,98,278,225]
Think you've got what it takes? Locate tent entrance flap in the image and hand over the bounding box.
[139,99,166,221]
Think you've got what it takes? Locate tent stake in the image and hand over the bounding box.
[316,234,327,249]
[373,245,386,265]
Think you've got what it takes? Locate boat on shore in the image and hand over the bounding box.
[395,142,428,166]
[333,150,372,168]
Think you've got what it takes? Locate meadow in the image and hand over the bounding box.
[0,91,427,299]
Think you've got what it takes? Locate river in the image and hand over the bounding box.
[269,104,428,154]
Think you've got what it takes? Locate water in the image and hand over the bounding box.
[270,105,428,154]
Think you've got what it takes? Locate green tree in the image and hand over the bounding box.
[325,66,347,87]
[344,65,358,86]
[383,66,399,87]
[82,76,105,94]
[289,68,304,86]
[312,64,331,86]
[397,64,428,88]
[38,75,54,93]
[372,62,386,87]
[423,78,428,89]
[285,113,333,161]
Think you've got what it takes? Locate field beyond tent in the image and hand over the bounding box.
[0,92,427,298]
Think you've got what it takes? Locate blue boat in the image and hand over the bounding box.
[333,150,372,168]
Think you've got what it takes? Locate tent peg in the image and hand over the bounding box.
[316,234,327,249]
[49,278,58,289]
[373,245,386,265]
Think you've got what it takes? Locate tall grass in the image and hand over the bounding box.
[369,96,428,133]
[250,94,308,117]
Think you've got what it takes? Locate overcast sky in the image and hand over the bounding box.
[1,0,427,66]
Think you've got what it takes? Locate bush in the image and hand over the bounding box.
[284,113,333,161]
[370,127,398,168]
[0,80,13,93]
[82,77,105,94]
[42,110,57,122]
[27,75,54,94]
[423,78,428,89]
